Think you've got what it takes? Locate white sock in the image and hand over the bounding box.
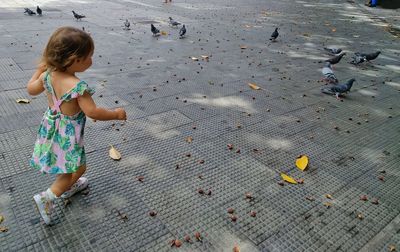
[46,188,58,201]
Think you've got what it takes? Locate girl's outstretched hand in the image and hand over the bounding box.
[114,108,127,120]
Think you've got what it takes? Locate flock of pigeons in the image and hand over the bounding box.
[320,48,381,99]
[23,7,381,101]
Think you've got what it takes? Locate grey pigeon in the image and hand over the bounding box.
[321,62,338,84]
[355,51,381,61]
[151,24,160,36]
[36,6,42,16]
[321,78,355,99]
[72,10,85,21]
[326,52,346,65]
[179,24,186,38]
[270,28,279,41]
[24,8,36,15]
[124,19,130,30]
[324,47,342,55]
[350,54,366,65]
[169,17,180,27]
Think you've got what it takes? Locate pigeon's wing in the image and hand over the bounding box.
[321,86,336,95]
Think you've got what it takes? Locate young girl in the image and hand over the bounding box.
[27,27,127,225]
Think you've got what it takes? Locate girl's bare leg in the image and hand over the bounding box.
[50,165,87,197]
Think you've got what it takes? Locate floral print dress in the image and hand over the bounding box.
[30,71,95,174]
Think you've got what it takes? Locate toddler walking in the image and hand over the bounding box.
[27,27,127,224]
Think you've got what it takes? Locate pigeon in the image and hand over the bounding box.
[270,28,279,41]
[72,11,86,21]
[179,24,186,38]
[321,78,356,99]
[321,62,338,84]
[324,47,342,55]
[36,6,42,16]
[326,52,346,65]
[124,19,130,30]
[169,17,180,27]
[24,8,36,15]
[151,24,160,36]
[350,54,367,65]
[356,51,381,61]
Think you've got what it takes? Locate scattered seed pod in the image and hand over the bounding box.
[250,211,256,217]
[325,194,333,199]
[230,215,237,222]
[184,235,192,243]
[360,195,368,201]
[388,244,396,252]
[236,149,241,154]
[207,189,212,196]
[277,181,285,186]
[296,178,304,184]
[357,213,364,220]
[334,126,339,130]
[174,239,182,247]
[186,153,191,158]
[0,227,8,232]
[371,198,379,205]
[227,144,234,150]
[198,188,205,195]
[63,198,71,207]
[192,125,197,129]
[323,202,332,208]
[198,175,203,180]
[149,211,157,217]
[195,232,202,241]
[245,192,254,200]
[137,176,144,182]
[306,196,315,201]
[198,160,205,164]
[233,245,240,252]
[253,148,259,153]
[227,208,235,214]
[378,175,385,181]
[115,100,119,104]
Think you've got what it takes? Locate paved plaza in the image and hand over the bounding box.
[0,0,399,251]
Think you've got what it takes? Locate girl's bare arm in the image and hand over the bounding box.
[77,92,126,121]
[27,67,46,96]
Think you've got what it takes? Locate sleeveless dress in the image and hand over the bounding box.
[30,71,95,174]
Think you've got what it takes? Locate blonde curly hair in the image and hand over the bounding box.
[41,26,94,72]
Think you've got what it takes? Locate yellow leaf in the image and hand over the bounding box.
[248,82,261,90]
[160,31,168,35]
[186,136,193,143]
[16,98,30,104]
[240,45,247,49]
[191,57,199,61]
[295,155,309,171]
[281,173,297,184]
[109,145,121,160]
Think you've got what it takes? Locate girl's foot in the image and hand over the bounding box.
[60,177,89,199]
[33,192,54,225]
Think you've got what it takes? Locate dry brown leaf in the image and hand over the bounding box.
[186,136,193,143]
[325,194,333,199]
[109,145,121,160]
[357,213,364,220]
[195,231,202,241]
[191,57,199,61]
[323,202,332,208]
[331,28,337,32]
[240,45,247,49]
[0,215,4,224]
[201,55,210,60]
[0,226,8,232]
[389,245,396,252]
[184,235,192,243]
[248,82,261,90]
[174,240,182,247]
[16,98,30,104]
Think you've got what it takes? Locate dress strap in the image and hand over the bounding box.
[44,71,62,113]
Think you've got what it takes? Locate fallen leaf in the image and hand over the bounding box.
[295,155,309,171]
[240,45,247,49]
[306,196,315,201]
[296,178,304,184]
[230,215,237,222]
[0,227,8,232]
[389,245,396,252]
[16,98,30,104]
[281,173,298,184]
[227,208,235,214]
[198,188,205,194]
[325,194,333,199]
[323,202,332,208]
[186,136,193,143]
[248,82,261,90]
[371,198,379,205]
[201,55,209,60]
[137,176,144,182]
[360,195,368,201]
[117,210,128,221]
[331,28,337,32]
[0,215,4,224]
[357,213,364,220]
[227,144,234,150]
[250,211,256,217]
[245,192,254,200]
[109,145,121,160]
[191,57,199,61]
